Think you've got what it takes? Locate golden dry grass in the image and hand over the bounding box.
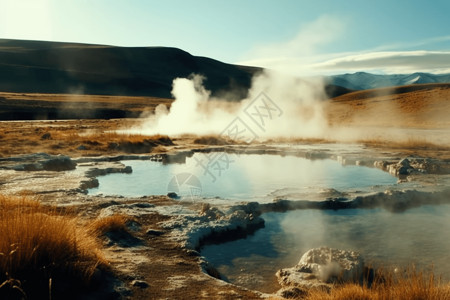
[89,215,129,236]
[270,267,450,300]
[327,84,450,129]
[0,91,173,111]
[0,195,107,299]
[361,137,450,151]
[193,135,232,145]
[0,119,173,156]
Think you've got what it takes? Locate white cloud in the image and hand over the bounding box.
[240,50,450,76]
[238,15,450,75]
[314,51,450,74]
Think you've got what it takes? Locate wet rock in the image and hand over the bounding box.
[276,247,364,291]
[86,165,132,177]
[228,202,261,217]
[79,178,99,190]
[398,158,410,167]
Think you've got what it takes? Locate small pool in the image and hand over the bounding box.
[201,204,450,292]
[88,153,397,202]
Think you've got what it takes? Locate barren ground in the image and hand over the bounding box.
[0,84,449,299]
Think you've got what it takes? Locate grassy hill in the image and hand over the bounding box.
[0,38,354,120]
[0,39,259,101]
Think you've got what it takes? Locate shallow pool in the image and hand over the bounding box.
[88,153,397,202]
[201,204,450,292]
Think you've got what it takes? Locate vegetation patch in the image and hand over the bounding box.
[0,195,110,299]
[287,267,450,300]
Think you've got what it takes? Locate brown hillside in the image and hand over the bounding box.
[327,83,450,128]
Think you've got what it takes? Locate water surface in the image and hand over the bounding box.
[202,205,450,292]
[89,153,397,202]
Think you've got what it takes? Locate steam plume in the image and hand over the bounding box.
[134,71,329,139]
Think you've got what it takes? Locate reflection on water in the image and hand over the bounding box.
[201,205,450,292]
[89,153,397,201]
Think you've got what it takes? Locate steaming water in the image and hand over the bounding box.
[201,205,450,292]
[88,153,397,201]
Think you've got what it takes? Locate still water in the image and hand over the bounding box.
[201,205,450,292]
[89,153,397,201]
[87,153,448,292]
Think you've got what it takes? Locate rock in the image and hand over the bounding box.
[276,287,308,299]
[276,247,364,291]
[79,178,99,190]
[41,132,52,140]
[5,153,77,171]
[131,280,149,289]
[374,160,389,170]
[386,158,414,176]
[398,158,410,167]
[104,229,142,247]
[41,155,77,171]
[200,205,224,220]
[77,145,88,150]
[146,229,164,236]
[167,192,179,199]
[126,220,142,231]
[161,205,265,250]
[85,165,132,177]
[130,202,154,209]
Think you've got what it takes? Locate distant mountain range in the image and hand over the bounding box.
[328,72,450,91]
[1,39,449,100]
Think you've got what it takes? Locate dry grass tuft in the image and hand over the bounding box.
[89,215,129,236]
[305,267,450,300]
[0,195,107,299]
[193,135,231,145]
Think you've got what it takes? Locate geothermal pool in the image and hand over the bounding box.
[87,152,450,292]
[88,152,397,201]
[201,205,450,292]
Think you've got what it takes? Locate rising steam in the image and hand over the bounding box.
[134,71,329,139]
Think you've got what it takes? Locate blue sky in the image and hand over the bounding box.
[1,0,449,74]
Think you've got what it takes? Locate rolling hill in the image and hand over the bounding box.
[0,38,260,101]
